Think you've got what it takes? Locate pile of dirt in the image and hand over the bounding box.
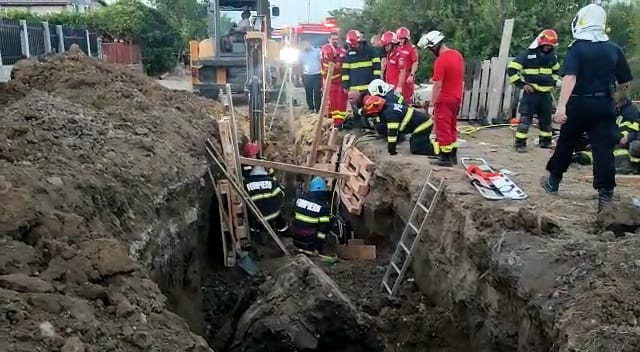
[0,49,221,351]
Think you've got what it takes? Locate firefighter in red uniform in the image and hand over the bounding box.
[321,32,348,128]
[380,31,399,88]
[395,27,419,104]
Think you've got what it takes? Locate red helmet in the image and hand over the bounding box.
[346,29,361,46]
[243,142,259,157]
[396,26,410,40]
[380,31,397,46]
[537,29,558,46]
[362,95,386,116]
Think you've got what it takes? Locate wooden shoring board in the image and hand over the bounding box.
[219,180,247,242]
[218,119,247,239]
[216,181,237,266]
[339,146,375,215]
[336,243,377,260]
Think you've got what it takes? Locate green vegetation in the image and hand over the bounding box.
[1,0,210,75]
[331,0,640,98]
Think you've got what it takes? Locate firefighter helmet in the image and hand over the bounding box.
[368,79,392,97]
[396,26,410,40]
[250,166,268,176]
[309,176,328,192]
[243,142,259,157]
[346,29,361,46]
[537,29,559,46]
[418,31,445,49]
[362,95,386,116]
[380,31,397,46]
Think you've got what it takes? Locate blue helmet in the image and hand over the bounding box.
[309,177,328,192]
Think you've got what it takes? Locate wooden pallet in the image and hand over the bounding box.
[219,180,247,242]
[339,145,375,215]
[215,181,236,267]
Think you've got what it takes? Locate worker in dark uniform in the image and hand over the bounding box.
[290,177,332,254]
[367,79,407,139]
[244,166,288,241]
[342,29,381,129]
[362,94,439,157]
[541,2,633,212]
[241,142,275,180]
[571,94,640,174]
[507,29,561,153]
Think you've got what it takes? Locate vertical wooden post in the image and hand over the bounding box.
[487,18,514,124]
[307,62,334,167]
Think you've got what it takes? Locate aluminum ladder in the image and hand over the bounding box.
[381,170,444,296]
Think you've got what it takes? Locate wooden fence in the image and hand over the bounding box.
[459,57,520,122]
[101,43,141,65]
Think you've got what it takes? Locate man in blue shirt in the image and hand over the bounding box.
[541,2,633,213]
[298,41,323,112]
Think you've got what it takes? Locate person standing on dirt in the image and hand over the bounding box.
[395,27,419,104]
[244,167,288,241]
[540,2,633,213]
[241,142,275,180]
[298,41,323,113]
[417,30,464,167]
[507,29,561,153]
[321,32,348,128]
[342,29,381,129]
[290,177,332,254]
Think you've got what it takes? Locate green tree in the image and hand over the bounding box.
[151,0,209,44]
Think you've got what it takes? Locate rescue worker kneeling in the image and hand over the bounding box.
[241,142,275,180]
[291,177,332,254]
[367,79,406,142]
[362,94,438,156]
[244,166,288,241]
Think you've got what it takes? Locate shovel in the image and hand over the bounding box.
[236,247,258,276]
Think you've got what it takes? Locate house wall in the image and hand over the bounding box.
[0,5,69,14]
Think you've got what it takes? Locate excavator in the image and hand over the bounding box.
[190,0,284,145]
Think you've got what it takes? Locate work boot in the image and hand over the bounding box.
[540,174,560,194]
[597,189,614,213]
[451,147,458,165]
[539,139,552,149]
[431,152,453,167]
[515,139,527,153]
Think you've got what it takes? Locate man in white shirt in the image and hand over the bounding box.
[298,41,323,112]
[236,10,252,33]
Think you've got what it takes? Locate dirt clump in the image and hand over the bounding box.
[229,255,384,352]
[0,50,221,351]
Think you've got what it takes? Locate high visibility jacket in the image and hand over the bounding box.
[373,92,406,126]
[575,148,639,167]
[507,48,560,93]
[384,47,400,87]
[243,174,284,220]
[617,100,640,150]
[342,41,381,92]
[379,99,433,149]
[291,191,331,240]
[321,44,346,84]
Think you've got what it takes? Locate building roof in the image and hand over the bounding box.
[0,0,71,5]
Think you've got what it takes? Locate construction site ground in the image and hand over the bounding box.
[2,48,640,352]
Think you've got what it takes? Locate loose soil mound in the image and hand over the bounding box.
[0,49,221,351]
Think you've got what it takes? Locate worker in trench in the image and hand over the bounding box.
[417,30,464,167]
[241,142,275,180]
[394,27,419,104]
[362,94,438,157]
[341,29,381,130]
[321,31,348,128]
[540,2,633,212]
[571,93,640,174]
[507,29,561,153]
[290,176,333,255]
[243,166,289,243]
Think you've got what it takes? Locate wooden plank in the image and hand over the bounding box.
[487,18,514,124]
[239,157,352,178]
[461,89,471,119]
[336,244,377,260]
[478,60,491,120]
[501,57,515,119]
[486,57,500,122]
[468,62,482,121]
[348,239,365,245]
[308,63,334,168]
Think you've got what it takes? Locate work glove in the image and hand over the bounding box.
[388,143,397,155]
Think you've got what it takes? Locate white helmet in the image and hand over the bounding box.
[250,166,268,176]
[417,31,445,49]
[368,79,392,96]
